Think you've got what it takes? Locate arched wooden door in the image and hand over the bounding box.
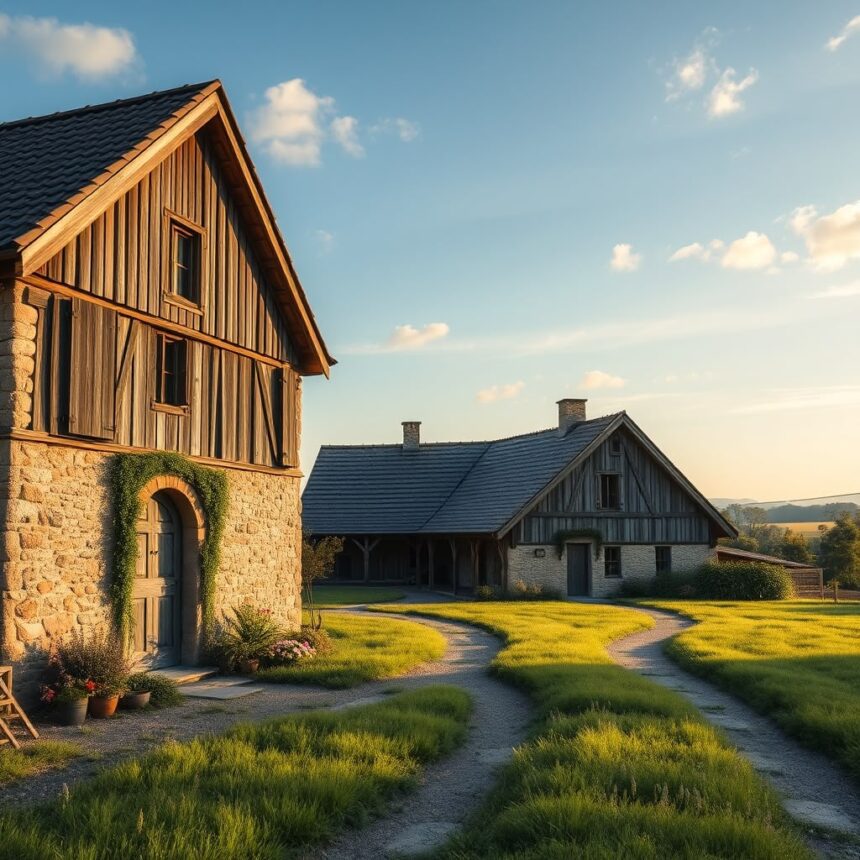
[133,492,182,668]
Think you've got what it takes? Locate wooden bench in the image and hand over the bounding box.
[0,666,39,749]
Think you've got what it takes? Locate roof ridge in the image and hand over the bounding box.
[0,80,219,131]
[317,412,624,452]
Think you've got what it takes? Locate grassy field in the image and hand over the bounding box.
[376,601,808,858]
[313,585,406,607]
[772,521,833,539]
[645,599,860,783]
[0,687,471,859]
[0,740,82,786]
[258,612,445,688]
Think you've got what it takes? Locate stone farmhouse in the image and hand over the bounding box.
[0,82,332,696]
[302,399,736,597]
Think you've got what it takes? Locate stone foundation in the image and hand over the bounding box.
[0,438,301,701]
[507,543,713,599]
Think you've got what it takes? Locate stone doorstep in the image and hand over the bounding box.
[179,684,264,700]
[148,666,218,685]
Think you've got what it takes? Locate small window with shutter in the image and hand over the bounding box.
[598,473,621,510]
[154,334,188,410]
[163,210,206,312]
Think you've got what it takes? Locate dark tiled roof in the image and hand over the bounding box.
[302,413,621,535]
[0,82,214,250]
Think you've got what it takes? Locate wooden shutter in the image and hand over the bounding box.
[279,366,299,468]
[68,298,117,439]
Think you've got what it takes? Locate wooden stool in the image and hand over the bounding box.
[0,666,39,749]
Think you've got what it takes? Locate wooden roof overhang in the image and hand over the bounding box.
[0,81,333,377]
[494,412,738,541]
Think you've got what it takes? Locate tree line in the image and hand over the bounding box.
[720,504,860,588]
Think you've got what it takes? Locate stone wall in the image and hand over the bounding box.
[0,438,302,700]
[507,542,713,599]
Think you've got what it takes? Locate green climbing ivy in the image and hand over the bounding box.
[552,528,604,559]
[109,452,228,646]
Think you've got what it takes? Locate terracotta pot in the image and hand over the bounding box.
[239,658,260,674]
[56,698,88,726]
[88,695,120,719]
[120,690,151,710]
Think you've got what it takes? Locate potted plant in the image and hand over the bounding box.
[217,604,283,674]
[49,629,130,720]
[121,672,154,710]
[41,682,90,726]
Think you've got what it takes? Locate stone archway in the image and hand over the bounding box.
[136,475,206,667]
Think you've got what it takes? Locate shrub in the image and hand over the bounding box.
[50,629,130,696]
[264,639,317,667]
[507,579,562,601]
[215,604,284,667]
[125,672,183,708]
[474,585,498,600]
[617,573,699,599]
[694,561,794,600]
[297,625,333,654]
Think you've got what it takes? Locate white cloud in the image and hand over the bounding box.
[731,386,860,414]
[780,250,800,264]
[385,323,450,351]
[810,281,860,299]
[579,370,626,390]
[313,229,334,253]
[790,201,860,271]
[666,47,709,100]
[371,117,420,141]
[708,67,758,118]
[476,381,525,404]
[251,79,333,166]
[720,231,776,270]
[0,13,137,79]
[669,241,707,262]
[826,14,860,51]
[610,243,641,272]
[330,115,364,158]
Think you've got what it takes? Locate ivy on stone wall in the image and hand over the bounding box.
[552,528,604,559]
[109,452,228,646]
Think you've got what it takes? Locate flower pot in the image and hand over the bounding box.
[88,695,120,719]
[120,690,151,711]
[238,658,260,675]
[56,698,88,727]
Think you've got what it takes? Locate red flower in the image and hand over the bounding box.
[85,680,96,693]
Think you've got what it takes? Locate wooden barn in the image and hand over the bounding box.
[302,399,736,598]
[0,81,332,696]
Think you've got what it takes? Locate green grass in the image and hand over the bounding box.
[0,686,471,859]
[0,740,83,786]
[643,599,860,783]
[257,613,446,688]
[313,585,406,607]
[376,601,809,858]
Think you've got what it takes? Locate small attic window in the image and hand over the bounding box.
[609,436,622,456]
[163,210,206,311]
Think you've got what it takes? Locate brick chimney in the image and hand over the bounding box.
[402,421,421,451]
[557,398,587,435]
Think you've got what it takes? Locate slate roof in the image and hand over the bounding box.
[0,82,214,251]
[302,412,622,536]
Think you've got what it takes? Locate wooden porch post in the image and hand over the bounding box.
[351,537,380,583]
[427,539,436,590]
[470,539,480,587]
[495,539,508,593]
[449,538,458,595]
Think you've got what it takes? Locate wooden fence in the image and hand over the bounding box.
[789,568,824,598]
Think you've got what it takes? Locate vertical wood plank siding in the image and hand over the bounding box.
[518,428,711,544]
[36,130,296,365]
[26,294,288,468]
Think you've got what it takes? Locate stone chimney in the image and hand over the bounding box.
[557,398,587,435]
[402,421,421,451]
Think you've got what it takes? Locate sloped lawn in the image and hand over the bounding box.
[314,585,406,607]
[0,686,471,859]
[258,612,445,688]
[376,601,809,858]
[644,599,860,783]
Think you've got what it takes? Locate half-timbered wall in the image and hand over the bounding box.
[516,427,712,544]
[36,130,296,364]
[26,289,299,469]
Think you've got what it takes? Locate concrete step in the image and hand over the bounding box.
[148,665,218,685]
[178,677,263,700]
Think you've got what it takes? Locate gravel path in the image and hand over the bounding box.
[5,602,531,860]
[608,605,860,859]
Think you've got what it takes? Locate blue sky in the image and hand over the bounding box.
[2,2,859,500]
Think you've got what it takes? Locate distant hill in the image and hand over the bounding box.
[709,494,860,524]
[710,498,757,509]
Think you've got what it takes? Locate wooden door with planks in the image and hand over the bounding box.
[133,492,182,668]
